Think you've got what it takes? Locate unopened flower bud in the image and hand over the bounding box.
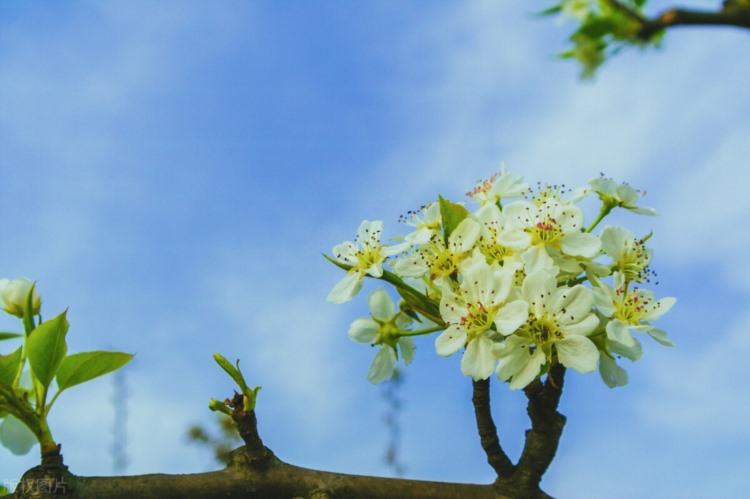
[0,278,41,318]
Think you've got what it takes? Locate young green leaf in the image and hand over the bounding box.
[0,332,22,341]
[213,353,248,393]
[55,351,134,392]
[26,310,69,389]
[438,195,469,245]
[0,347,23,386]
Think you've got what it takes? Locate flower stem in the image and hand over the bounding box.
[585,204,613,233]
[398,325,444,337]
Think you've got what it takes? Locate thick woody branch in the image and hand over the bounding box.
[639,5,750,39]
[472,378,515,478]
[14,394,507,499]
[14,456,502,499]
[229,392,274,468]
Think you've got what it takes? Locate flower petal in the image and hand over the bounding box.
[562,313,599,337]
[599,352,628,388]
[509,349,546,390]
[367,347,396,384]
[647,328,675,347]
[367,288,395,321]
[435,326,466,356]
[332,241,357,265]
[493,335,531,380]
[521,245,556,274]
[606,319,635,346]
[348,318,378,344]
[561,232,601,258]
[461,336,497,380]
[522,270,556,317]
[399,337,416,365]
[327,271,363,304]
[556,335,599,373]
[494,300,529,336]
[449,218,481,254]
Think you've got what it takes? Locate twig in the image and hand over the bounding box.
[516,364,567,489]
[472,378,515,478]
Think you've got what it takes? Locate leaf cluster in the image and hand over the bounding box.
[0,284,133,456]
[543,0,663,78]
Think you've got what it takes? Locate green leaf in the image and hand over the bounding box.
[578,18,618,39]
[56,351,134,391]
[0,347,23,386]
[323,253,353,272]
[213,353,248,393]
[0,332,22,341]
[26,310,69,389]
[537,4,563,16]
[438,195,469,245]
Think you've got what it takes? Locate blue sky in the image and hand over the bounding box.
[1,1,749,497]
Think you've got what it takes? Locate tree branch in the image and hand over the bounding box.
[472,378,515,478]
[515,364,567,492]
[639,5,750,39]
[14,461,504,499]
[13,402,508,499]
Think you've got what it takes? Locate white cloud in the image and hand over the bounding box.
[636,309,750,437]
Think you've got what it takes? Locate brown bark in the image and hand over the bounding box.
[14,371,568,498]
[471,366,567,499]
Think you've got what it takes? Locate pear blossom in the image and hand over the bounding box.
[392,218,480,280]
[348,288,415,383]
[327,221,401,304]
[435,262,528,380]
[326,169,675,391]
[398,202,441,247]
[600,226,653,283]
[493,270,600,389]
[589,177,657,215]
[473,203,529,271]
[0,278,41,318]
[594,272,675,347]
[467,170,529,206]
[503,198,601,273]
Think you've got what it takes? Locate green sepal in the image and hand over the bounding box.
[0,347,23,386]
[22,282,37,335]
[395,285,442,327]
[26,310,69,389]
[55,351,134,392]
[438,195,469,246]
[323,253,351,272]
[0,332,22,341]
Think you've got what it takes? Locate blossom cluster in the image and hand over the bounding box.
[326,171,675,389]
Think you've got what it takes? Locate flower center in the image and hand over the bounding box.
[460,302,494,340]
[355,245,383,271]
[527,314,563,343]
[529,215,563,246]
[613,288,652,324]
